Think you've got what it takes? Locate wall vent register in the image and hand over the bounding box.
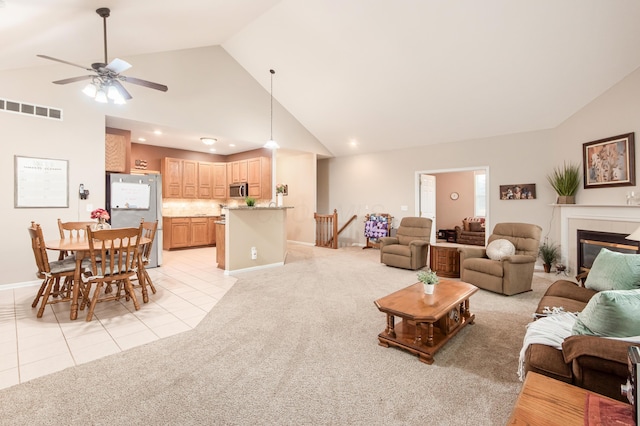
[0,98,62,120]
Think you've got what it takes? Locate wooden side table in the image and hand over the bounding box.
[508,372,633,424]
[430,243,460,278]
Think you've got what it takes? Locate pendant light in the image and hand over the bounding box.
[264,69,280,149]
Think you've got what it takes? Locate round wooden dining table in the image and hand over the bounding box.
[46,236,151,320]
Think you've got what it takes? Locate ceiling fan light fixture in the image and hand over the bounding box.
[82,83,97,97]
[106,84,126,104]
[95,89,108,103]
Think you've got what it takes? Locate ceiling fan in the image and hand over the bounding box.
[37,7,168,104]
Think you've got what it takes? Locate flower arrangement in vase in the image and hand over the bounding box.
[275,183,287,206]
[417,269,439,294]
[90,208,110,230]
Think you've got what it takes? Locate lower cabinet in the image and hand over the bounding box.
[163,216,219,250]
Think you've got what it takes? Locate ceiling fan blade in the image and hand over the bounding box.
[121,76,168,92]
[111,80,132,100]
[37,55,93,71]
[52,75,94,85]
[106,58,131,74]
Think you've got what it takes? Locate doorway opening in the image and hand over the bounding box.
[415,166,490,245]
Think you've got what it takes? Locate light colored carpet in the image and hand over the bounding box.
[0,245,553,425]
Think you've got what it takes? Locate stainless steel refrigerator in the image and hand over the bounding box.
[107,173,163,268]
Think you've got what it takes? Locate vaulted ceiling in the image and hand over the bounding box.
[2,0,640,157]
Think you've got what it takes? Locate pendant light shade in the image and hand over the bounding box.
[264,69,280,149]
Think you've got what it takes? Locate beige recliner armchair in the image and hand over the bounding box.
[379,217,432,270]
[458,222,542,295]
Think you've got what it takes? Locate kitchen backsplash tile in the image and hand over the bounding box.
[162,199,223,216]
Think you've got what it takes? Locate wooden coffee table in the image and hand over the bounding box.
[374,280,478,364]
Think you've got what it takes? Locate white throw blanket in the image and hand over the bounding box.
[517,312,577,381]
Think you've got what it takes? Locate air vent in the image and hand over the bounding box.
[0,98,63,121]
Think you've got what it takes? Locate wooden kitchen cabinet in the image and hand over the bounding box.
[162,158,182,198]
[164,216,216,249]
[215,222,225,269]
[247,157,272,199]
[208,217,217,245]
[213,163,227,199]
[105,130,129,173]
[190,218,209,246]
[182,160,198,198]
[198,162,214,199]
[163,217,190,249]
[228,160,248,184]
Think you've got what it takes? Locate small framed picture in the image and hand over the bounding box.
[583,132,635,188]
[499,183,536,200]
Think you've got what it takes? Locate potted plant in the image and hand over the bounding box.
[546,162,581,204]
[245,197,256,207]
[417,269,439,294]
[538,240,560,273]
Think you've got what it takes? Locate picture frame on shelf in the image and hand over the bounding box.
[583,132,635,189]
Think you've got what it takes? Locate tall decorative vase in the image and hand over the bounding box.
[424,283,435,295]
[276,193,284,207]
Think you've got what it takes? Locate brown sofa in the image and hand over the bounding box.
[454,217,485,246]
[523,279,633,402]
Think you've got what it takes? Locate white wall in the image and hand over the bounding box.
[321,65,640,250]
[276,149,317,244]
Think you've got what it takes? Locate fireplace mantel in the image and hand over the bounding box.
[556,204,640,275]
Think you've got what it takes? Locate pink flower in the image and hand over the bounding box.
[90,208,110,220]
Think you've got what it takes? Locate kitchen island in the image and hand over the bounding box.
[219,206,292,274]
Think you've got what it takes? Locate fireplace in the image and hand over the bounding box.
[577,229,639,274]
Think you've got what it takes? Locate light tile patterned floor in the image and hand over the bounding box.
[0,247,234,390]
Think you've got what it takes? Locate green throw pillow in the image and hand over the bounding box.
[572,289,640,337]
[584,248,640,291]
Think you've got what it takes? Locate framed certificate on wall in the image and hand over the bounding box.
[14,156,69,208]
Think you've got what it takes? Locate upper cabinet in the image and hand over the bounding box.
[248,157,272,199]
[198,162,214,199]
[105,127,131,173]
[182,160,198,198]
[213,163,227,199]
[162,156,270,200]
[228,160,248,184]
[162,158,182,198]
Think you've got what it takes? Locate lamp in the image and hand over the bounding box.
[264,69,280,149]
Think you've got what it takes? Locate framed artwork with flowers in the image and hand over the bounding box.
[583,132,635,189]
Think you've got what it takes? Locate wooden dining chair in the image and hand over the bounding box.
[57,219,95,260]
[82,225,143,321]
[28,222,79,318]
[135,219,159,302]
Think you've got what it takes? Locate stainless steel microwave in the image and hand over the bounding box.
[229,183,248,198]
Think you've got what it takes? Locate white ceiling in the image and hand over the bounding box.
[3,0,640,157]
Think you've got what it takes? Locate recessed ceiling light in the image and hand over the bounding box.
[138,137,146,142]
[153,130,162,135]
[209,148,216,152]
[349,139,358,147]
[229,143,236,147]
[201,137,216,145]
